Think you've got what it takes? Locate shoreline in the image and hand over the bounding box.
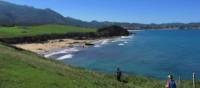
[13,35,133,60]
[13,39,96,54]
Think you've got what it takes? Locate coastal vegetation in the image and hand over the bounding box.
[0,42,162,88]
[97,25,130,37]
[1,42,199,88]
[0,24,96,38]
[0,25,129,44]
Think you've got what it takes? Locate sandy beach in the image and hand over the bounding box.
[13,39,95,53]
[13,36,130,60]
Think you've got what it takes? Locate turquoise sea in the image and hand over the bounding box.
[53,30,200,79]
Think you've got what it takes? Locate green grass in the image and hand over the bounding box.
[0,24,96,38]
[0,43,199,88]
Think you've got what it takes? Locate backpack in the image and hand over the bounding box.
[169,80,176,88]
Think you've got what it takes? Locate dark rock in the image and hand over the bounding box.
[85,43,94,46]
[59,39,64,42]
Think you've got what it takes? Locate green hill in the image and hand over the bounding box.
[0,41,199,88]
[0,42,161,88]
[0,24,96,38]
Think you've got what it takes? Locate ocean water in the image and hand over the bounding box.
[54,30,200,79]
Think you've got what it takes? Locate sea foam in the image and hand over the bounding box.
[118,43,125,46]
[94,45,101,47]
[101,39,109,45]
[44,48,79,58]
[56,54,73,60]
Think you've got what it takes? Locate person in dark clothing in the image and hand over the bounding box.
[116,68,122,82]
[165,74,176,88]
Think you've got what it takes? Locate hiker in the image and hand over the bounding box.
[115,67,122,82]
[165,74,176,88]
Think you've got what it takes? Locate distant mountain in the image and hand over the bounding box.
[0,1,200,29]
[64,17,145,29]
[0,1,66,26]
[64,17,92,27]
[65,17,200,30]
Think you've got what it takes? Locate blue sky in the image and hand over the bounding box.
[4,0,200,23]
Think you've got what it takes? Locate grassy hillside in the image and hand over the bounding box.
[0,42,160,88]
[0,42,199,88]
[0,24,96,38]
